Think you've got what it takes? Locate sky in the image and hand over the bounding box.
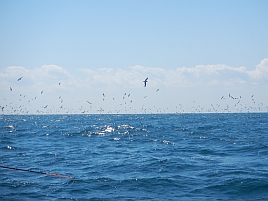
[0,0,268,114]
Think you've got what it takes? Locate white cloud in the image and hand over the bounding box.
[33,65,75,82]
[0,66,29,80]
[1,59,267,114]
[1,59,268,91]
[247,58,268,80]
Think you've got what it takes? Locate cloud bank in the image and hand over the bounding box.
[3,58,267,87]
[0,59,267,114]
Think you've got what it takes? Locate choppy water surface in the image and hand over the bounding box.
[0,113,268,200]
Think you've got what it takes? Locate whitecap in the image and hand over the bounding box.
[163,140,175,145]
[105,126,114,133]
[6,125,14,129]
[113,137,120,141]
[98,131,105,135]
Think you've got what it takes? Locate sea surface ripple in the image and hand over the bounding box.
[0,113,268,200]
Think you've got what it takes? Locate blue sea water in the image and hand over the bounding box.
[0,113,268,200]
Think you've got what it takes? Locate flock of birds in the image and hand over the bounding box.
[1,77,267,114]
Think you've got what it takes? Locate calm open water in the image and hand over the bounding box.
[0,113,268,200]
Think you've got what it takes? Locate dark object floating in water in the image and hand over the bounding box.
[0,165,72,179]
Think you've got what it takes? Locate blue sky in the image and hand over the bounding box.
[0,0,268,114]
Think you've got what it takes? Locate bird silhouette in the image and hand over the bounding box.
[143,77,148,87]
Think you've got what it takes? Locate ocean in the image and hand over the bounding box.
[0,113,267,200]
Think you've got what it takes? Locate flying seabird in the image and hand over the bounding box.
[17,77,23,81]
[143,77,148,87]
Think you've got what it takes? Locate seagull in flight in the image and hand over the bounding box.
[143,77,148,87]
[17,77,23,81]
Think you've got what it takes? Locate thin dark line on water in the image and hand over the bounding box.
[0,165,73,179]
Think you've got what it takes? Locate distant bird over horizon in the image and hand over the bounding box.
[17,77,23,81]
[143,77,148,87]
